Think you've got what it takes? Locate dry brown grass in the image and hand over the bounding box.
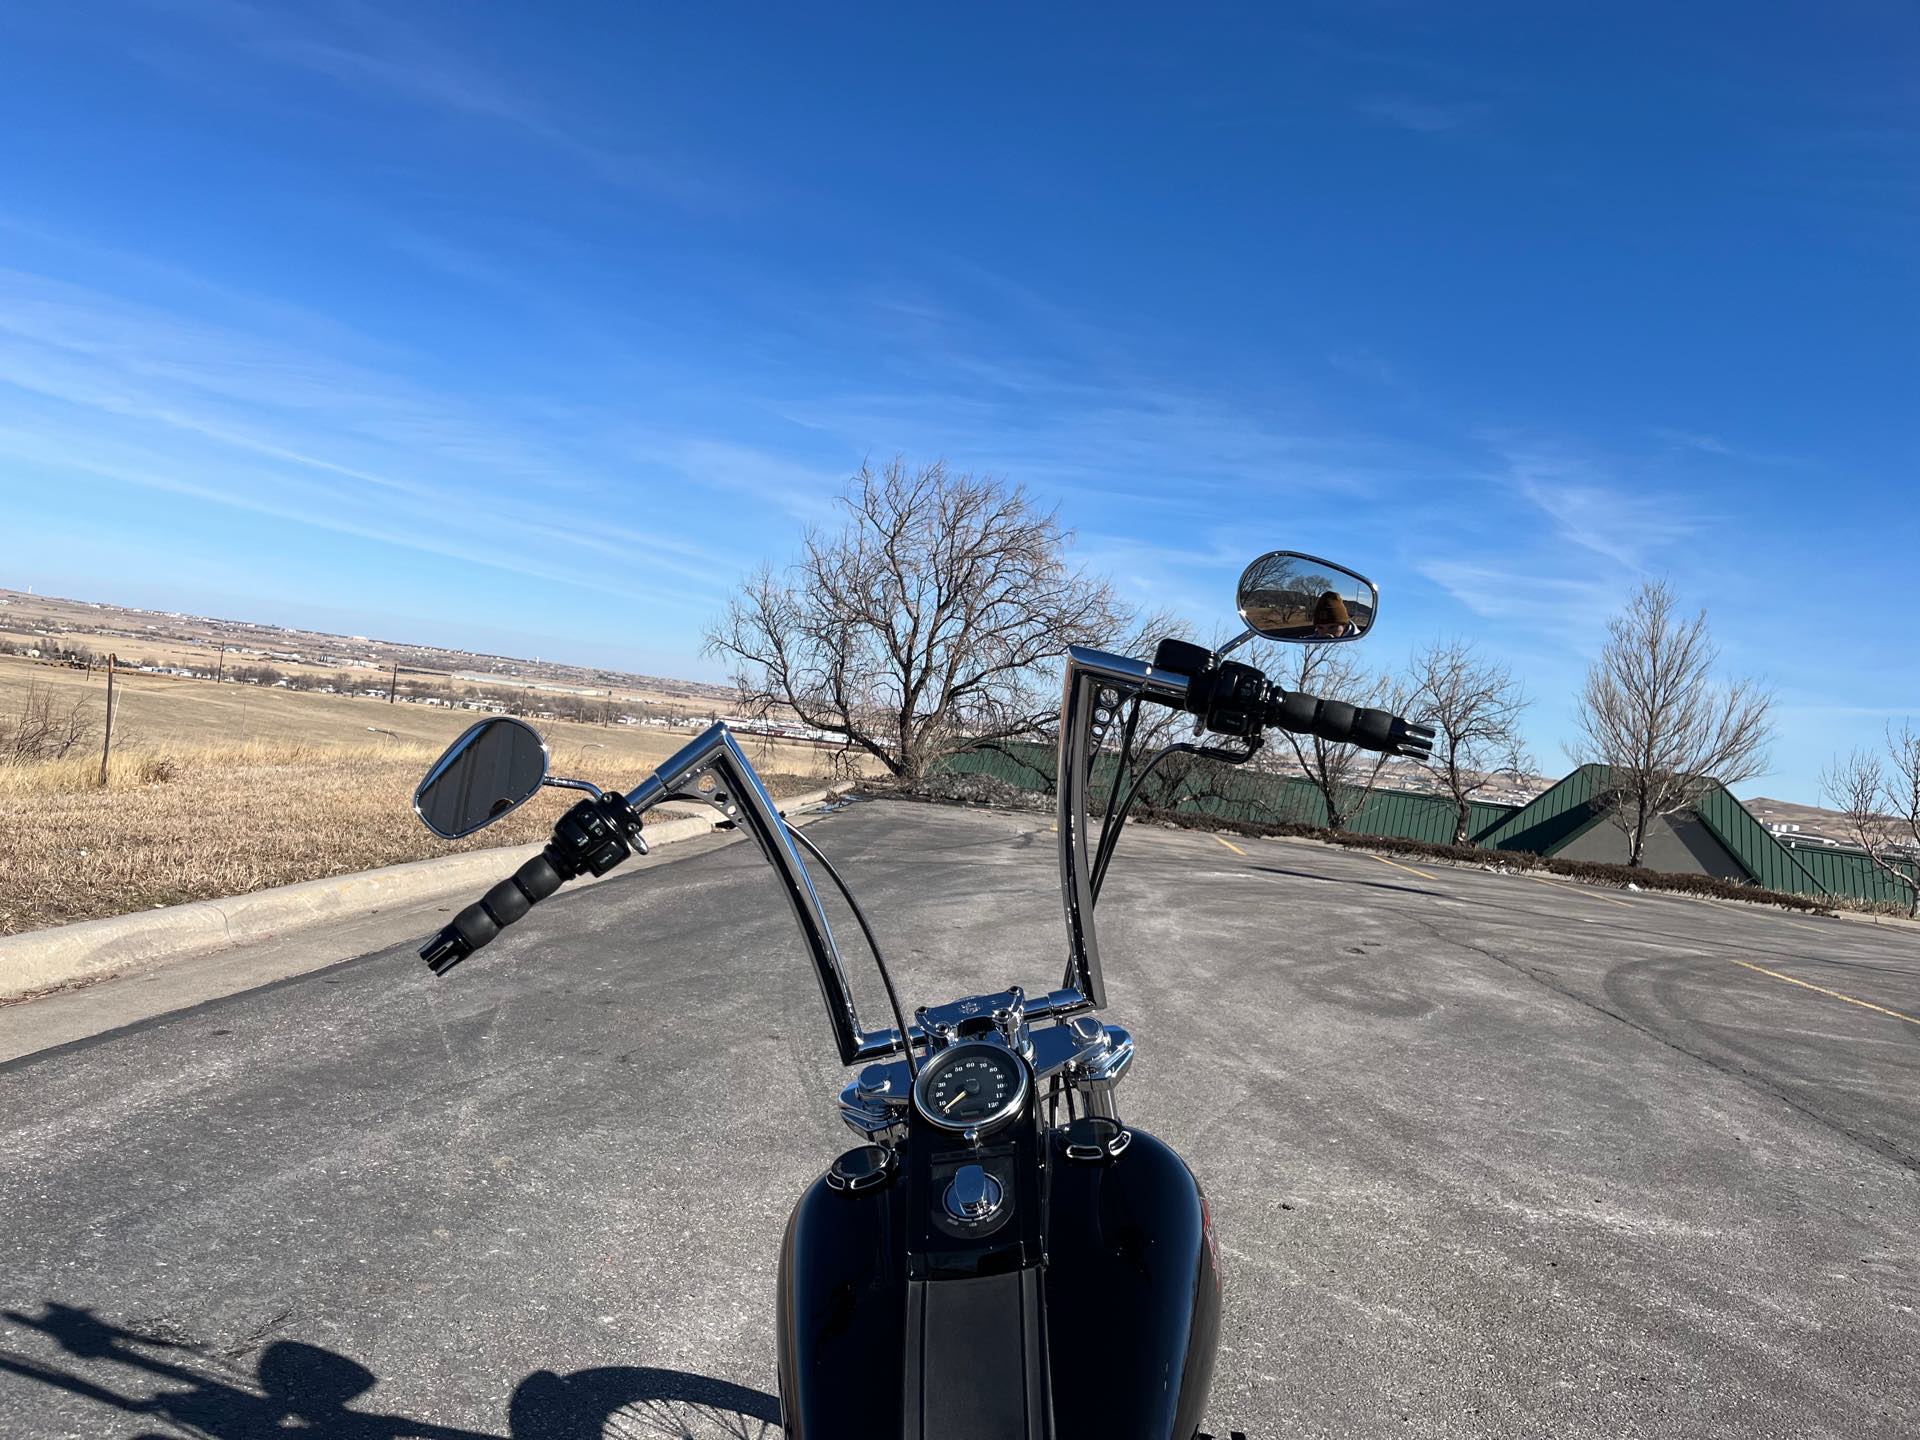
[0,653,845,772]
[0,653,862,935]
[0,733,822,937]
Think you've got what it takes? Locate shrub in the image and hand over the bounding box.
[0,682,97,764]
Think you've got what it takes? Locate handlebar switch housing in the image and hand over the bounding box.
[1194,660,1267,738]
[420,793,645,976]
[1152,639,1267,739]
[549,794,642,880]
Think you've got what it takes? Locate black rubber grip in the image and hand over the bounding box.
[1353,707,1397,752]
[1266,689,1437,761]
[451,902,500,952]
[481,877,531,927]
[514,853,564,902]
[422,852,567,975]
[1315,699,1358,744]
[419,797,640,977]
[1267,690,1319,734]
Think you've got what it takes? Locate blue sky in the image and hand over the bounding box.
[1,3,1914,802]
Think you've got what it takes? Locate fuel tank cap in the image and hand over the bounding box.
[827,1144,897,1194]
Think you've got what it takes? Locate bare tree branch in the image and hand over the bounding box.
[1405,638,1533,844]
[704,459,1137,780]
[0,682,98,764]
[1571,579,1774,866]
[1255,642,1406,832]
[1822,725,1920,916]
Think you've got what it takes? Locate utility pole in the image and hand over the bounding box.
[99,653,117,786]
[215,644,226,684]
[389,661,399,704]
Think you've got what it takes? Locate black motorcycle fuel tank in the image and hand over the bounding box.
[775,1124,1219,1439]
[1043,1125,1221,1439]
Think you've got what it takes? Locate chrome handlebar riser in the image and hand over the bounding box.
[624,723,890,1067]
[1056,646,1193,1011]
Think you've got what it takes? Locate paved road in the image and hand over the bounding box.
[2,799,1915,1439]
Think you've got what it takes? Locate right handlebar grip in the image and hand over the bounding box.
[421,853,565,975]
[1267,688,1437,760]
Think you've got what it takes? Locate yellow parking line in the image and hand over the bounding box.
[1366,851,1435,882]
[1727,958,1920,1028]
[1529,873,1635,910]
[1213,835,1247,856]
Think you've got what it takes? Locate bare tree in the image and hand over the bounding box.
[705,459,1134,782]
[0,682,97,763]
[1822,726,1920,916]
[1405,639,1533,844]
[1260,642,1407,832]
[1572,579,1774,867]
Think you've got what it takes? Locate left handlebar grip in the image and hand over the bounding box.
[421,852,565,976]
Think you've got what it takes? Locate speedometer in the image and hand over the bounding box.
[911,1042,1029,1136]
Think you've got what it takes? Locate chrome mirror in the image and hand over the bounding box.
[413,717,549,839]
[1236,551,1379,644]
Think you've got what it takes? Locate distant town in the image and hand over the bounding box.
[0,587,838,748]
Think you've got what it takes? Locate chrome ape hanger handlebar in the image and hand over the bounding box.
[618,644,1188,1068]
[623,725,897,1066]
[1054,646,1192,1009]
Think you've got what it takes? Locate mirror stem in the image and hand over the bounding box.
[1214,627,1256,660]
[542,776,604,799]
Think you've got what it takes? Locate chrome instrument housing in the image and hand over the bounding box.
[910,1039,1031,1138]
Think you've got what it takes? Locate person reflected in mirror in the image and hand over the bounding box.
[1312,591,1357,638]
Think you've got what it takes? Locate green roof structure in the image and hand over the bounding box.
[1477,764,1829,896]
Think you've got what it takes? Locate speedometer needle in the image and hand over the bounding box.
[940,1087,969,1113]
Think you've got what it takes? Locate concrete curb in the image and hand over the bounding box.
[0,783,852,1002]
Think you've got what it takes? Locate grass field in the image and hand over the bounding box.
[0,655,852,936]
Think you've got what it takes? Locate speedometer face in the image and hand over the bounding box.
[912,1042,1028,1135]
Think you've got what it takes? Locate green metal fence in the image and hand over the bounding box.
[1780,843,1920,907]
[935,741,1517,845]
[934,744,1917,908]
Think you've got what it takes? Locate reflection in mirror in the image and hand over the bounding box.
[413,717,549,839]
[1237,551,1379,644]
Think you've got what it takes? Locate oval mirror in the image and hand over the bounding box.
[1237,551,1379,644]
[413,717,549,839]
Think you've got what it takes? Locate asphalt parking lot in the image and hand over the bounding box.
[2,797,1915,1439]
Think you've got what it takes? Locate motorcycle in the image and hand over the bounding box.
[408,550,1435,1440]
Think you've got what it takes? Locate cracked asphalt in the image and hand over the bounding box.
[1,797,1916,1438]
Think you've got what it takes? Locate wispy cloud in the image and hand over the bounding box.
[759,262,1431,516]
[1354,94,1488,134]
[1327,345,1405,388]
[0,264,779,605]
[644,436,847,526]
[149,0,745,209]
[1417,559,1618,633]
[1651,427,1801,468]
[1491,440,1704,570]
